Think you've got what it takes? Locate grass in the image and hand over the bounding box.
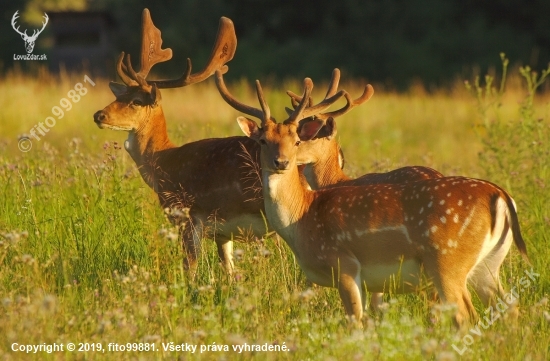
[0,61,549,360]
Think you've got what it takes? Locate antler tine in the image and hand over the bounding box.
[124,54,149,88]
[286,78,314,124]
[255,80,271,125]
[286,68,341,108]
[325,68,341,98]
[298,90,345,120]
[150,16,237,88]
[116,52,139,86]
[215,69,267,122]
[136,8,173,79]
[315,84,374,120]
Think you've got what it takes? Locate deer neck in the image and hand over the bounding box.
[261,163,313,247]
[303,145,350,189]
[124,107,176,191]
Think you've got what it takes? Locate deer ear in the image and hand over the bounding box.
[237,116,261,139]
[149,83,161,104]
[109,82,128,97]
[298,118,325,141]
[324,117,337,139]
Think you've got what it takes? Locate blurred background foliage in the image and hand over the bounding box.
[1,0,549,89]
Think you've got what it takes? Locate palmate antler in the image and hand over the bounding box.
[214,69,345,127]
[117,9,237,90]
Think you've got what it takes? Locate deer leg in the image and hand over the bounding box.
[337,260,364,326]
[180,217,203,280]
[215,236,234,274]
[435,277,477,327]
[370,292,384,312]
[425,258,476,327]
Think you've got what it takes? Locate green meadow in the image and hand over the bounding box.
[0,59,549,360]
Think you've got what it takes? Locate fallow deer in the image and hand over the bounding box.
[221,68,444,308]
[92,9,344,276]
[216,69,530,326]
[93,10,445,281]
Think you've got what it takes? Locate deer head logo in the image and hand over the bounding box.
[11,11,49,54]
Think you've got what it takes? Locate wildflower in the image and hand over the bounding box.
[143,335,161,343]
[298,288,315,302]
[377,302,390,313]
[2,298,12,308]
[41,294,56,314]
[421,339,438,356]
[226,333,247,346]
[436,351,456,361]
[234,249,244,261]
[193,330,207,340]
[165,231,178,242]
[21,254,35,265]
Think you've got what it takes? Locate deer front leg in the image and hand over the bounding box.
[215,237,234,274]
[370,293,384,312]
[337,260,364,326]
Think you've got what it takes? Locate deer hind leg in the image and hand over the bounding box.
[426,260,476,327]
[215,236,234,274]
[181,216,204,280]
[469,227,513,307]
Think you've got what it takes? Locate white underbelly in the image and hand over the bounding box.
[214,214,270,239]
[361,259,423,293]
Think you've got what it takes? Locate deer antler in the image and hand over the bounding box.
[215,69,270,124]
[286,68,374,121]
[117,9,237,89]
[216,70,345,127]
[284,73,346,125]
[150,16,237,88]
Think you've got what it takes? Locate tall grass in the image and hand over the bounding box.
[0,64,548,360]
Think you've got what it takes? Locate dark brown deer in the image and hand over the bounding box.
[93,9,345,276]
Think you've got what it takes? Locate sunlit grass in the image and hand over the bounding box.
[0,66,549,360]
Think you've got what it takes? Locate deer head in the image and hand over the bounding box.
[216,69,374,171]
[12,11,48,54]
[214,68,373,171]
[94,8,237,132]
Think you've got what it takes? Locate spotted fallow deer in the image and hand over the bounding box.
[219,68,444,308]
[216,69,530,326]
[92,9,348,276]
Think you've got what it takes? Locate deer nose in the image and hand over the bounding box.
[94,110,106,123]
[273,158,289,170]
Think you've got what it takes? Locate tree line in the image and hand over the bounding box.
[1,0,549,89]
